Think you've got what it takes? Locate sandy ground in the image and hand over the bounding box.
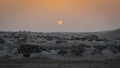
[0,58,120,68]
[0,62,120,68]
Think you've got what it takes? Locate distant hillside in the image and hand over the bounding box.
[98,28,120,40]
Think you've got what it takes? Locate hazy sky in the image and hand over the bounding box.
[0,0,120,32]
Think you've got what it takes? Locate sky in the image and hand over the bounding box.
[0,0,120,32]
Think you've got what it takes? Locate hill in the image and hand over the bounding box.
[98,28,120,40]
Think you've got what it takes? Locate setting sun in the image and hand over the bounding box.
[58,20,63,25]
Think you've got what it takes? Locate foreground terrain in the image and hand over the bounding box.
[0,28,120,68]
[0,58,120,68]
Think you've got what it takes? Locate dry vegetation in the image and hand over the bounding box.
[0,29,120,68]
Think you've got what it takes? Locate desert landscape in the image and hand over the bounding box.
[0,0,120,68]
[0,28,120,68]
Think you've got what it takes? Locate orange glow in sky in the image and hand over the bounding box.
[0,0,120,32]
